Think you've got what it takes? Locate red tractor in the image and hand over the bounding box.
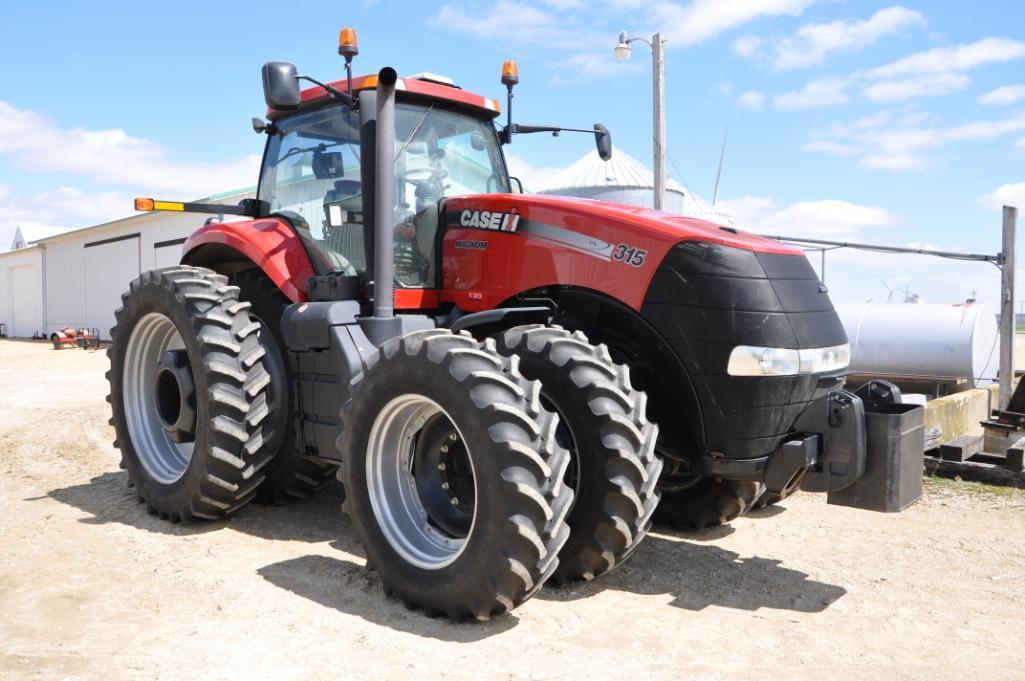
[107,30,921,620]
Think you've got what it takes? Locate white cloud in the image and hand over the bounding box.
[978,183,1025,210]
[737,90,766,110]
[541,0,583,9]
[869,37,1025,78]
[863,73,970,101]
[946,111,1025,140]
[979,85,1025,106]
[1016,136,1025,149]
[718,195,897,239]
[717,82,734,96]
[772,37,1025,110]
[769,6,925,70]
[733,35,764,58]
[0,101,258,197]
[503,153,564,192]
[805,109,1025,170]
[720,194,999,307]
[0,185,133,252]
[652,0,816,47]
[432,2,604,52]
[774,77,850,110]
[551,52,643,80]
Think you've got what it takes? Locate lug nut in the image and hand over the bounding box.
[450,498,459,506]
[441,482,450,490]
[437,463,446,471]
[440,445,449,453]
[449,432,457,441]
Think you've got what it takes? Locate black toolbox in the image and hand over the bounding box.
[828,402,924,512]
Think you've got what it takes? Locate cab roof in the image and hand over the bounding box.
[268,74,502,121]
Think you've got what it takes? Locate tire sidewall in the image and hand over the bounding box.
[343,352,513,607]
[110,275,215,512]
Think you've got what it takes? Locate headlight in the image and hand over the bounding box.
[727,343,850,377]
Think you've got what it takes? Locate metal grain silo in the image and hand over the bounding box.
[534,146,734,227]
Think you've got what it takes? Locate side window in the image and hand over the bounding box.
[259,107,366,274]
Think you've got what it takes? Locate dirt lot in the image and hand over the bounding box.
[1,339,1023,681]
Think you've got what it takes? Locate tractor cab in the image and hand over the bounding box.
[258,74,511,291]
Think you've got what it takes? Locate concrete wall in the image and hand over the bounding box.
[923,384,1000,446]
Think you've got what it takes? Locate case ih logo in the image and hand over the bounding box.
[460,209,520,232]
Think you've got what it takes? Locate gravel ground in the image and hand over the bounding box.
[1,338,1023,681]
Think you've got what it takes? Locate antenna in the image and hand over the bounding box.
[712,125,728,206]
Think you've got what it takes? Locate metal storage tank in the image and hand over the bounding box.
[837,301,998,387]
[534,146,735,227]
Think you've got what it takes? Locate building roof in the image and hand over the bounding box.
[535,146,735,227]
[21,186,255,248]
[9,225,74,251]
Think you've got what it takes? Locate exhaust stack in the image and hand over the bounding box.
[372,67,398,320]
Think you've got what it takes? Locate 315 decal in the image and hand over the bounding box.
[611,243,647,267]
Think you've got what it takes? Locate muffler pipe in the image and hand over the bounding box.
[372,66,398,319]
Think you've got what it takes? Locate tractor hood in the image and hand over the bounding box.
[446,193,800,257]
[441,193,804,313]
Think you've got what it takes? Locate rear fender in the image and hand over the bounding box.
[181,218,315,303]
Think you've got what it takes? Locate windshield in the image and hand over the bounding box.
[258,100,509,286]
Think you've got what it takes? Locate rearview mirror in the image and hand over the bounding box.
[594,124,612,161]
[262,62,301,110]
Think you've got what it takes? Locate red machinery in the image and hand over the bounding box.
[51,327,100,350]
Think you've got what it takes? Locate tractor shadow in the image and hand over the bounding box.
[42,470,353,546]
[45,472,843,622]
[538,529,847,614]
[257,554,518,641]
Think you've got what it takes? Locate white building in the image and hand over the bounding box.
[0,188,253,340]
[534,145,735,227]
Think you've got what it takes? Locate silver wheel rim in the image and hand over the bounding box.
[123,312,195,484]
[366,394,477,570]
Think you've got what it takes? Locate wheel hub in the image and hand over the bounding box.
[412,416,475,538]
[155,350,197,443]
[365,394,478,570]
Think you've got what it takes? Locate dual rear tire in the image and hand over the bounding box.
[107,267,276,520]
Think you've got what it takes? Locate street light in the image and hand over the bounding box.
[614,31,666,211]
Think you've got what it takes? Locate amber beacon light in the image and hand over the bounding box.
[338,28,359,58]
[501,60,519,87]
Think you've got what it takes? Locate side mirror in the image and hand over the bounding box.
[312,149,345,179]
[594,124,612,161]
[262,62,301,110]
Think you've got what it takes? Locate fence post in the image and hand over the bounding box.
[999,205,1018,410]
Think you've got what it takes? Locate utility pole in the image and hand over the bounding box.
[999,205,1018,409]
[652,32,665,211]
[615,30,667,209]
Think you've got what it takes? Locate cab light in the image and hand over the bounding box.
[134,198,155,212]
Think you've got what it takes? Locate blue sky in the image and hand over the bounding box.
[2,1,1024,308]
